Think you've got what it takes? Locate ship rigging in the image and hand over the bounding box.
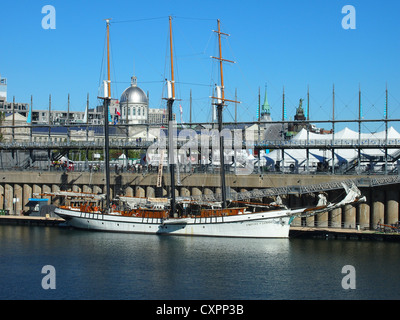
[51,17,366,238]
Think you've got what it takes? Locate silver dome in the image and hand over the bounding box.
[120,76,148,105]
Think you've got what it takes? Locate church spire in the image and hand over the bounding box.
[262,84,270,115]
[261,84,271,121]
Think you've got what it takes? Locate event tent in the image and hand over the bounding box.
[261,127,400,173]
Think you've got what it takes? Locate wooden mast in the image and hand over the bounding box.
[167,16,177,217]
[217,20,225,103]
[106,19,111,98]
[169,16,175,100]
[103,18,112,212]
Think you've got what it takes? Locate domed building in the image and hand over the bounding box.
[119,76,148,124]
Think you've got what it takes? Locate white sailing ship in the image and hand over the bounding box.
[53,17,366,238]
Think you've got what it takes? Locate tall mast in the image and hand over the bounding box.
[211,19,238,209]
[102,18,112,212]
[385,83,388,174]
[217,20,225,102]
[282,86,285,122]
[358,84,361,172]
[106,19,111,98]
[258,87,261,122]
[167,16,177,217]
[190,89,192,124]
[332,84,335,174]
[169,16,175,100]
[307,85,309,121]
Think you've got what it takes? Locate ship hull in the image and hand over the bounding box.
[55,208,296,238]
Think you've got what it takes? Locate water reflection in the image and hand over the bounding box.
[1,226,400,300]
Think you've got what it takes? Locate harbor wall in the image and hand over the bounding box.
[0,171,398,230]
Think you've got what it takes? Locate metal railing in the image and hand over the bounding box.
[2,137,400,150]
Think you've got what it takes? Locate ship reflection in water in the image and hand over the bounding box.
[0,225,399,300]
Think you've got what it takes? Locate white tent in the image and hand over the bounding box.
[291,126,400,142]
[261,127,400,173]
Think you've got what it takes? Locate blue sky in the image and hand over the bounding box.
[1,0,400,132]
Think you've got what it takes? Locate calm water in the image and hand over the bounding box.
[0,225,399,300]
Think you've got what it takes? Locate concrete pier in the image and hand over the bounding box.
[387,189,399,226]
[289,226,400,241]
[343,204,356,229]
[0,171,398,231]
[372,189,385,227]
[0,215,64,226]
